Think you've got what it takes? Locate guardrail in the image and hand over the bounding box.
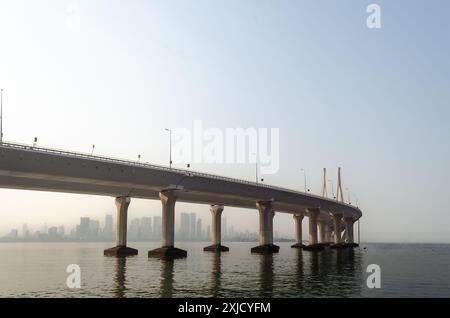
[0,141,358,209]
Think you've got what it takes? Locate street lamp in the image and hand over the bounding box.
[252,152,259,184]
[346,187,351,204]
[91,144,95,155]
[301,168,307,192]
[165,128,172,169]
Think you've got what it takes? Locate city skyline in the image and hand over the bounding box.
[1,211,292,243]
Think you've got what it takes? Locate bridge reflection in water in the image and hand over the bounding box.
[110,247,363,298]
[113,257,127,298]
[160,259,175,298]
[210,253,222,297]
[295,248,363,297]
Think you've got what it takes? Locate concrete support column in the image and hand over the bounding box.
[332,213,343,245]
[104,196,138,256]
[160,190,176,248]
[148,190,187,259]
[307,208,319,245]
[269,210,275,245]
[116,196,130,247]
[211,205,223,245]
[344,217,355,243]
[258,201,272,246]
[204,205,229,252]
[291,214,304,248]
[325,224,333,243]
[251,201,279,254]
[303,208,324,251]
[318,220,327,244]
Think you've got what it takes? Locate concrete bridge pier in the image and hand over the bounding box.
[331,213,345,248]
[104,196,138,256]
[269,210,275,244]
[325,224,333,243]
[344,217,359,247]
[318,220,328,244]
[303,208,324,251]
[204,205,229,252]
[291,214,305,248]
[148,190,187,259]
[251,201,279,254]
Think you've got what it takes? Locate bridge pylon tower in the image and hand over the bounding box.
[336,167,344,203]
[321,168,328,198]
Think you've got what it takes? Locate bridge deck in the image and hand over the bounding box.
[0,142,362,221]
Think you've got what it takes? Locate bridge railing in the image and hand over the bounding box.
[0,141,358,210]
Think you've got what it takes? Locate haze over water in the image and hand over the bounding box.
[0,242,449,298]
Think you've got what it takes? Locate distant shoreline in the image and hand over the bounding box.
[1,240,449,245]
[0,238,296,243]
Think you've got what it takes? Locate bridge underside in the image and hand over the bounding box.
[0,173,333,221]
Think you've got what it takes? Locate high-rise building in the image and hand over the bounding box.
[189,213,196,240]
[140,217,152,240]
[48,227,58,238]
[78,217,91,239]
[229,225,234,239]
[196,218,202,241]
[179,213,190,240]
[57,226,65,237]
[129,218,140,240]
[90,220,100,239]
[7,229,19,240]
[104,214,114,239]
[22,223,30,238]
[153,216,162,240]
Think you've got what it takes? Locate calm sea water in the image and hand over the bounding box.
[0,242,449,298]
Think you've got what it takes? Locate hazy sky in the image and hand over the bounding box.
[0,0,449,243]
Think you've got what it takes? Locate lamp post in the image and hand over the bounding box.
[301,168,307,192]
[165,128,172,169]
[252,152,259,184]
[346,187,351,204]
